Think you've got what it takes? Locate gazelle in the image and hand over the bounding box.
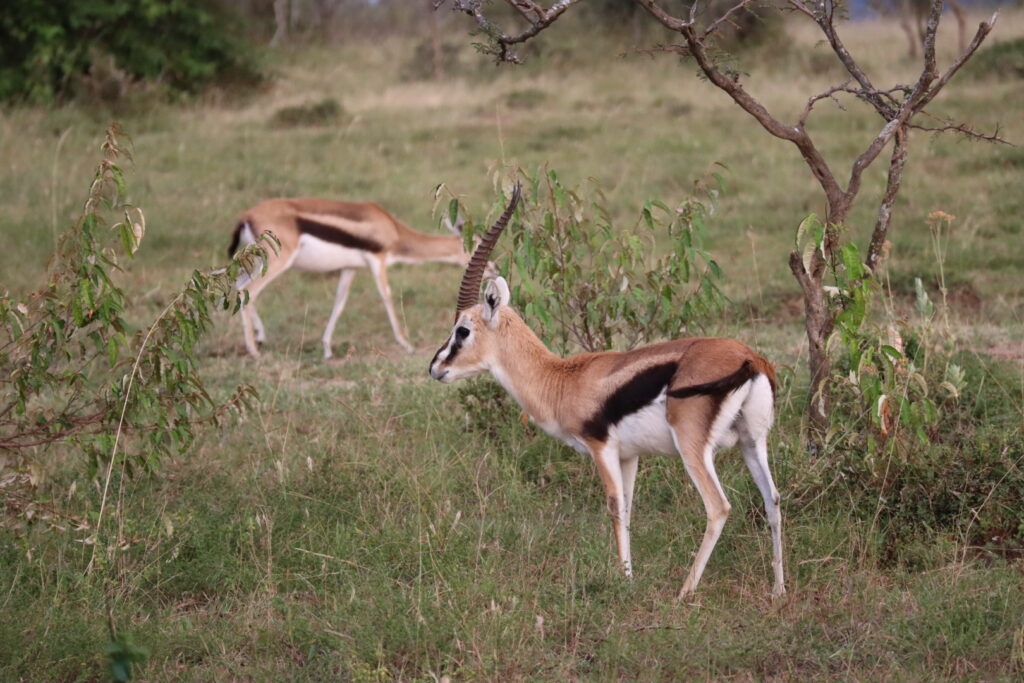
[429,186,785,598]
[229,197,475,358]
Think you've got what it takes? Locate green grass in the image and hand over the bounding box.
[2,11,1024,681]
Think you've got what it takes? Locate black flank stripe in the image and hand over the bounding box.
[296,217,383,253]
[581,362,677,442]
[667,360,757,401]
[228,221,245,257]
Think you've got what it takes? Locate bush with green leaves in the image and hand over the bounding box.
[448,167,726,355]
[0,125,272,534]
[789,213,1024,558]
[0,0,261,103]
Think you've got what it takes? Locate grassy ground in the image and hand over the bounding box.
[2,10,1023,681]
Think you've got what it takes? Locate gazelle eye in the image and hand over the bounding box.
[455,326,470,340]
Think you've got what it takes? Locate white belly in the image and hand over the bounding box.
[616,401,678,458]
[290,234,370,272]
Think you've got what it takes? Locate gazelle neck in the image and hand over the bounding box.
[488,311,574,422]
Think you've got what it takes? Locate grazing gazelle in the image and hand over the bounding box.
[229,197,474,358]
[429,186,784,598]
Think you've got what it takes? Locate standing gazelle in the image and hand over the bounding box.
[229,197,474,358]
[429,186,784,598]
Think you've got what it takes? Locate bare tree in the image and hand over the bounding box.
[436,0,1003,437]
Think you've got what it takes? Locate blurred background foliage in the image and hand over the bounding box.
[2,0,1019,105]
[0,0,797,104]
[0,0,263,103]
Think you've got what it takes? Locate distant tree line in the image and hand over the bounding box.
[0,0,261,103]
[3,0,1011,103]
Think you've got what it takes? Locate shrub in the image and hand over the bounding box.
[269,98,347,128]
[0,125,273,533]
[789,213,1024,559]
[447,166,726,355]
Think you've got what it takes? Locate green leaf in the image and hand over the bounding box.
[795,213,818,248]
[840,242,864,281]
[447,199,459,228]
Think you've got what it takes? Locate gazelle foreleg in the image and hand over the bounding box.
[621,454,639,536]
[589,438,634,578]
[321,268,357,359]
[367,257,415,353]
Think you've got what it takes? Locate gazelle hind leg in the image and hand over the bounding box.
[740,433,785,597]
[737,375,784,596]
[321,268,356,359]
[239,252,294,357]
[672,428,731,599]
[250,306,266,344]
[367,257,414,353]
[668,387,751,599]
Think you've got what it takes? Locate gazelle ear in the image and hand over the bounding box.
[482,276,510,326]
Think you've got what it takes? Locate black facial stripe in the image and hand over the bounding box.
[296,217,383,252]
[444,330,466,365]
[581,362,677,442]
[667,360,757,401]
[429,345,444,369]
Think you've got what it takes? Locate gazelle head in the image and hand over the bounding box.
[429,185,521,383]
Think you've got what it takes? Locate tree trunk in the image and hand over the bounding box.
[790,195,850,442]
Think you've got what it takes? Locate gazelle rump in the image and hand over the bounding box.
[229,197,473,358]
[429,187,785,598]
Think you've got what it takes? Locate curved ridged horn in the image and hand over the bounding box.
[455,183,521,314]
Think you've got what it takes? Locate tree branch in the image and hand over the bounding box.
[916,13,999,112]
[448,0,585,62]
[844,3,1000,203]
[509,0,545,23]
[908,119,1009,144]
[702,0,759,40]
[666,21,849,220]
[796,0,896,119]
[799,80,852,128]
[632,0,693,31]
[866,127,908,273]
